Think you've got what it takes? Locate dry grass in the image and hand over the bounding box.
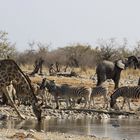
[74,67,96,76]
[25,65,139,89]
[70,67,140,79]
[29,67,96,87]
[121,68,140,79]
[20,64,34,71]
[30,75,95,87]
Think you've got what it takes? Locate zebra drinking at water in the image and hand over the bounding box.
[40,78,92,109]
[110,86,140,110]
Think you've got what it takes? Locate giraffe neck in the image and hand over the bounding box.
[3,59,38,102]
[0,59,41,121]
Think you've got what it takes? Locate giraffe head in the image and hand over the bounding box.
[32,101,42,122]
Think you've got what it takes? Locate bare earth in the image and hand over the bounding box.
[0,128,112,140]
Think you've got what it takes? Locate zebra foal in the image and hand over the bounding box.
[89,86,109,109]
[110,86,140,110]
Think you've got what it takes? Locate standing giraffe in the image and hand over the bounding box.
[0,59,42,121]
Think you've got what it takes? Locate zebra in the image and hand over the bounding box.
[89,86,110,109]
[36,85,53,107]
[110,86,140,110]
[40,78,92,109]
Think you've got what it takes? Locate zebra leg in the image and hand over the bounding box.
[83,101,87,108]
[88,101,91,109]
[65,98,70,109]
[72,98,76,107]
[89,97,93,109]
[45,90,52,106]
[105,96,111,110]
[89,96,95,108]
[47,92,52,105]
[87,96,91,109]
[54,96,59,109]
[103,96,108,109]
[83,97,88,108]
[73,99,76,107]
[91,97,95,108]
[43,92,48,107]
[69,98,75,108]
[120,98,126,110]
[69,98,73,107]
[126,98,133,111]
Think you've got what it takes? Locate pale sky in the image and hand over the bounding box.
[0,0,140,51]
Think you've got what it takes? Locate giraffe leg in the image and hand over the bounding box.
[2,86,25,120]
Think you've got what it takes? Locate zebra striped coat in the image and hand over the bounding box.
[90,86,109,109]
[40,78,92,109]
[110,86,140,110]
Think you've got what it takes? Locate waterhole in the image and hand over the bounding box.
[0,117,140,140]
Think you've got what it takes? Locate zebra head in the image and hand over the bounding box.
[40,78,47,89]
[40,78,56,92]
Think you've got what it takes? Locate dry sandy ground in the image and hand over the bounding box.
[0,128,112,140]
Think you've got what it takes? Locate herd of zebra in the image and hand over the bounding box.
[1,76,140,111]
[38,77,140,111]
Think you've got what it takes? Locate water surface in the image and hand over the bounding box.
[0,117,140,140]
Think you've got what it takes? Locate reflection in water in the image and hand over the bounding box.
[0,117,140,140]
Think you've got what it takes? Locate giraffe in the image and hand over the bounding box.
[0,59,42,121]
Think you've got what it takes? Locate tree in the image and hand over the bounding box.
[97,38,117,61]
[133,41,140,56]
[0,31,16,59]
[96,38,132,61]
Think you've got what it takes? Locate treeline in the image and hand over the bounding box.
[0,31,140,68]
